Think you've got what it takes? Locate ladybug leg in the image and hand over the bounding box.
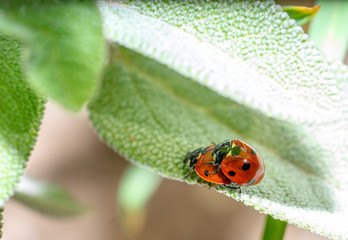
[223,183,241,190]
[223,184,242,197]
[209,170,219,175]
[223,184,237,189]
[203,161,220,167]
[183,152,193,168]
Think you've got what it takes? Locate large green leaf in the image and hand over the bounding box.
[89,1,348,239]
[0,34,45,206]
[0,0,106,111]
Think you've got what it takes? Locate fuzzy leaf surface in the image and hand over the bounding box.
[89,1,348,239]
[0,34,45,206]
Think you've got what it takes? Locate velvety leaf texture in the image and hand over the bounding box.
[0,1,106,111]
[90,1,348,239]
[0,34,45,206]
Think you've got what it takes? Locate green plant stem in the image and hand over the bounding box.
[0,207,3,238]
[117,165,162,237]
[262,215,287,240]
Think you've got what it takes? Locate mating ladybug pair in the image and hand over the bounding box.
[184,140,265,189]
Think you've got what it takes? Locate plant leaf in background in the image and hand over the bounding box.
[309,0,348,61]
[282,5,320,26]
[88,1,348,239]
[0,0,106,111]
[117,165,162,237]
[0,34,45,206]
[13,176,87,217]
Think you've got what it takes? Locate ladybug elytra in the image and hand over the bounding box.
[184,140,265,189]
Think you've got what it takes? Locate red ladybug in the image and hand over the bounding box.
[193,145,232,185]
[184,140,265,188]
[220,140,265,186]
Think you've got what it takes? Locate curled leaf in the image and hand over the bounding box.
[282,5,321,26]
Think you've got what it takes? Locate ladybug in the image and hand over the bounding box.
[184,140,265,189]
[219,140,265,186]
[186,145,232,185]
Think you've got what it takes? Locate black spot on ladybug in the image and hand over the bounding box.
[251,148,257,155]
[204,170,209,176]
[242,162,251,171]
[228,171,236,176]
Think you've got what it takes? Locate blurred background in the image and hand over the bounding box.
[2,101,325,240]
